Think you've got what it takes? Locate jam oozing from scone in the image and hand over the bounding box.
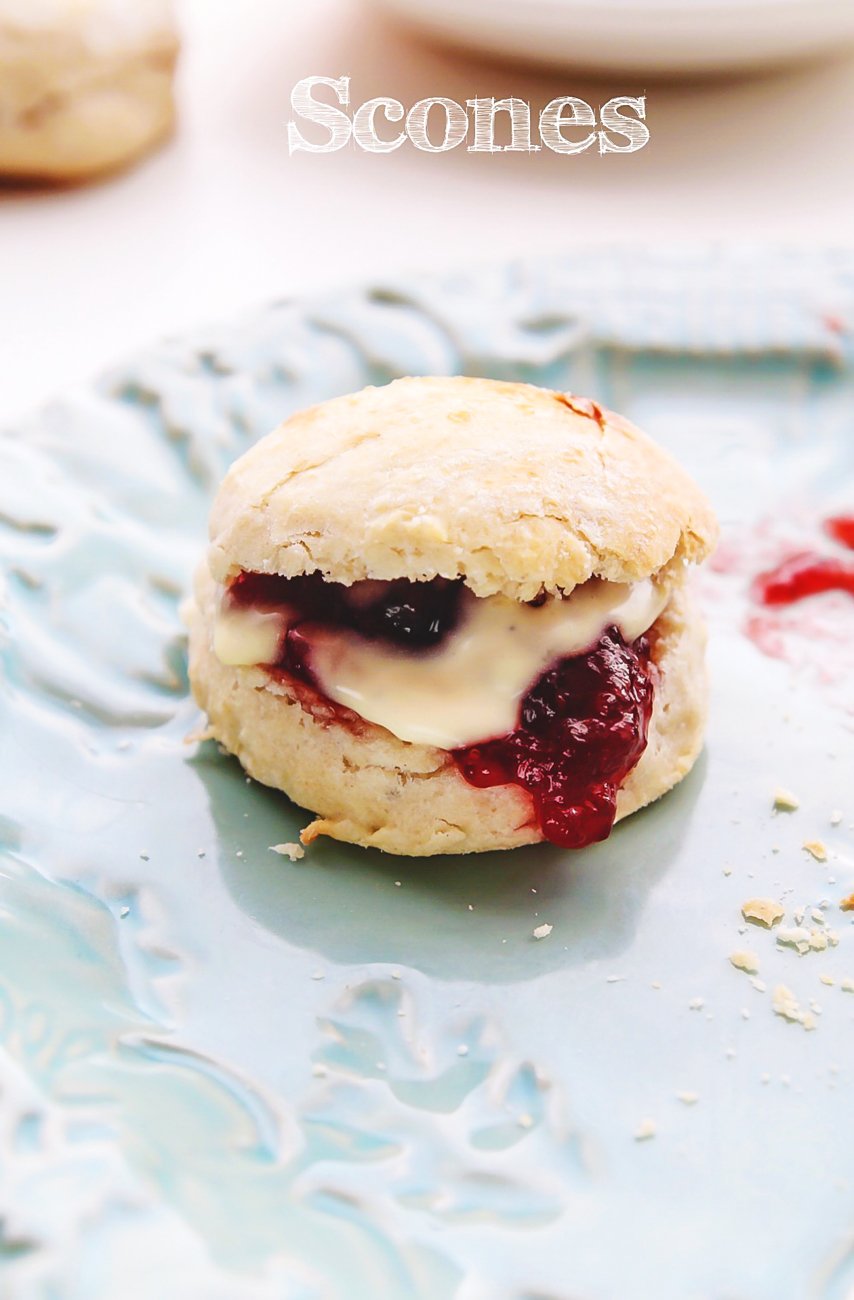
[222,572,658,850]
[452,629,654,849]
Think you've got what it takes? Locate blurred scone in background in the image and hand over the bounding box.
[0,0,179,181]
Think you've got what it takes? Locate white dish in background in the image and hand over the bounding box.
[369,0,854,74]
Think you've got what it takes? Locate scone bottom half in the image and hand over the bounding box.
[188,377,718,857]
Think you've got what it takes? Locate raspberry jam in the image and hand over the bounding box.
[825,515,854,550]
[753,552,854,605]
[228,572,656,850]
[750,514,854,606]
[452,628,654,849]
[229,571,464,681]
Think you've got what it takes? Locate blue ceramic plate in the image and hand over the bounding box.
[2,248,853,1300]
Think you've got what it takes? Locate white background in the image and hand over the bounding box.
[2,0,854,425]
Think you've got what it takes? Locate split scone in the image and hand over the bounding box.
[0,0,179,182]
[187,377,718,857]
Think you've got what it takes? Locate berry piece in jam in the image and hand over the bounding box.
[453,628,654,850]
[752,552,854,605]
[357,579,463,647]
[228,571,463,650]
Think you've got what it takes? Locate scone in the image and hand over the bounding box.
[0,0,178,182]
[187,377,718,857]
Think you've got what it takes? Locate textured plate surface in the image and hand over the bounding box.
[1,247,853,1300]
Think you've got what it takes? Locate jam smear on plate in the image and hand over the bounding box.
[753,552,854,605]
[751,514,854,606]
[228,572,656,850]
[825,514,854,550]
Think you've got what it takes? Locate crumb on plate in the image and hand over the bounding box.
[729,949,760,974]
[269,842,305,861]
[772,983,816,1030]
[742,898,785,928]
[802,839,828,862]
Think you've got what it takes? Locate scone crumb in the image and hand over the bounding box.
[776,926,812,955]
[829,810,842,826]
[532,923,553,940]
[184,722,216,745]
[270,842,305,862]
[841,978,854,994]
[634,1119,656,1141]
[839,893,854,912]
[775,925,836,955]
[301,820,322,846]
[729,949,760,974]
[676,1091,699,1105]
[773,787,800,812]
[772,984,816,1030]
[819,973,835,987]
[802,839,829,862]
[742,898,785,928]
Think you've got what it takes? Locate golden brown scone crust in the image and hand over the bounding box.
[0,2,178,182]
[208,377,718,603]
[187,565,707,857]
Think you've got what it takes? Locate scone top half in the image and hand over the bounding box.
[189,377,718,857]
